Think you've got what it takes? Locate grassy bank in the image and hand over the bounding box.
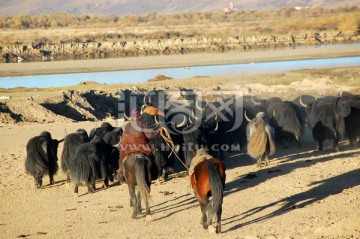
[0,7,359,46]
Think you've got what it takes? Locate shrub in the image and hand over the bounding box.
[338,13,359,32]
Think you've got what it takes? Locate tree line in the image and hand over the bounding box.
[0,6,358,33]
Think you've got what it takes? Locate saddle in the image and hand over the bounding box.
[188,148,213,177]
[142,105,165,116]
[117,153,151,184]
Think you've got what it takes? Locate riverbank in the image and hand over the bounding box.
[1,65,359,125]
[0,44,359,77]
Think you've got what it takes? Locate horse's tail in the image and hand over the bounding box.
[208,163,224,215]
[134,157,151,203]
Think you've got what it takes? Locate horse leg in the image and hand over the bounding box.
[137,191,142,215]
[200,202,208,229]
[206,199,215,232]
[117,164,125,184]
[145,160,152,222]
[128,184,137,218]
[145,197,151,220]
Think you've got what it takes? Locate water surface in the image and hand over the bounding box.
[0,56,359,89]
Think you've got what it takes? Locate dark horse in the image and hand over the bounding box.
[190,149,226,233]
[123,153,153,220]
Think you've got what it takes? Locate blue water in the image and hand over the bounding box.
[0,56,360,89]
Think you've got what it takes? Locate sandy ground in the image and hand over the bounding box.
[0,47,360,239]
[0,44,359,77]
[0,120,360,239]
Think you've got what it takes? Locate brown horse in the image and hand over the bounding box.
[190,156,226,233]
[123,153,153,220]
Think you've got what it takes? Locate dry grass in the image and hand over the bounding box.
[0,7,359,46]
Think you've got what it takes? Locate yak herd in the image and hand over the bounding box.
[25,89,360,231]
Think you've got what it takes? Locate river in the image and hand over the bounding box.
[0,43,359,89]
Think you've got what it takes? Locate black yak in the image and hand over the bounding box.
[300,96,343,151]
[271,101,305,147]
[103,127,122,146]
[89,122,115,140]
[25,131,64,188]
[334,95,360,146]
[245,112,276,167]
[69,135,111,195]
[61,129,89,184]
[344,106,360,147]
[93,124,123,182]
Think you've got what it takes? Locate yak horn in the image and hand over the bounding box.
[124,112,131,121]
[189,115,194,124]
[244,110,252,122]
[143,93,149,105]
[299,96,308,107]
[154,115,159,125]
[196,99,205,112]
[213,113,219,131]
[140,104,146,114]
[251,96,261,106]
[191,109,199,121]
[176,115,187,128]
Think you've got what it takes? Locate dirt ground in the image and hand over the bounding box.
[1,119,360,239]
[0,49,360,238]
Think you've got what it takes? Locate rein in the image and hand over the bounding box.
[159,127,189,171]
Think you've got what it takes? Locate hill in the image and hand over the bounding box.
[0,0,359,16]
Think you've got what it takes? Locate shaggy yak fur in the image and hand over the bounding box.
[246,113,276,167]
[25,131,64,188]
[69,136,111,195]
[61,129,89,184]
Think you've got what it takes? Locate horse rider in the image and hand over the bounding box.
[117,108,162,183]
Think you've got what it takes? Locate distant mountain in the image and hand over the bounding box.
[0,0,358,16]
